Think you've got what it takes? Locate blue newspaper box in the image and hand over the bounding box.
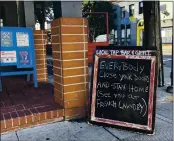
[0,27,38,91]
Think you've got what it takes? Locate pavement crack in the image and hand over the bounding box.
[73,134,80,140]
[15,131,20,141]
[103,127,121,141]
[156,114,173,124]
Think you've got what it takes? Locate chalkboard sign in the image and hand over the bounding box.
[89,46,158,134]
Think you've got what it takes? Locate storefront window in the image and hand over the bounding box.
[139,2,143,14]
[121,7,125,18]
[129,4,135,16]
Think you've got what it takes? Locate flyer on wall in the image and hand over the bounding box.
[16,32,29,47]
[1,31,13,47]
[19,51,30,65]
[0,51,17,63]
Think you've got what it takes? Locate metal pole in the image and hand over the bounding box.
[158,8,165,87]
[125,24,127,45]
[166,26,173,93]
[158,38,165,87]
[171,35,173,86]
[106,12,109,43]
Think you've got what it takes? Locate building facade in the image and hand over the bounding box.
[112,1,173,46]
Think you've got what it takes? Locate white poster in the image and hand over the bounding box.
[161,30,165,37]
[1,31,13,47]
[16,32,29,47]
[0,51,17,63]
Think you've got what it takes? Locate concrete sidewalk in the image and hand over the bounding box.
[1,67,173,141]
[1,87,173,141]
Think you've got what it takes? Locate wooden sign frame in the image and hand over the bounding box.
[88,46,158,134]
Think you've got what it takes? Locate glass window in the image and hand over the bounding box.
[129,4,135,16]
[126,24,131,38]
[115,30,117,38]
[121,24,125,45]
[121,7,125,18]
[127,29,130,38]
[139,2,143,14]
[121,29,125,38]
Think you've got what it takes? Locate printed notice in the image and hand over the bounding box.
[0,51,17,63]
[19,51,30,65]
[1,32,13,47]
[16,32,29,47]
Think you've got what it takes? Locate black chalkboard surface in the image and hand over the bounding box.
[89,46,158,134]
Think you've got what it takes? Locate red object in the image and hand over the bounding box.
[88,42,109,63]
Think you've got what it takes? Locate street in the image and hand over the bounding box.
[163,55,172,68]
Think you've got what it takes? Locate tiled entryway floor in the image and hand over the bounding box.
[0,76,64,134]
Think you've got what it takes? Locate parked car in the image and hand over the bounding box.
[94,34,114,44]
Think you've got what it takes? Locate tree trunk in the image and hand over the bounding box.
[143,1,161,50]
[143,1,164,86]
